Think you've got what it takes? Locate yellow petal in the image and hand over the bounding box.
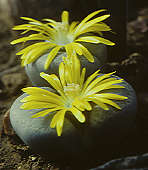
[61,11,69,24]
[62,57,73,84]
[83,100,92,110]
[20,17,42,24]
[23,43,56,66]
[32,107,63,118]
[73,99,92,111]
[65,43,74,58]
[72,99,85,111]
[16,42,51,55]
[91,36,115,46]
[20,101,57,110]
[40,73,63,93]
[20,30,30,35]
[81,9,106,23]
[50,109,66,136]
[92,99,109,110]
[59,62,66,87]
[42,18,57,24]
[20,94,63,105]
[96,98,121,110]
[64,65,73,84]
[76,36,115,46]
[44,46,61,69]
[74,43,94,62]
[22,87,61,99]
[72,55,81,84]
[87,79,124,95]
[10,34,49,45]
[11,37,28,45]
[94,93,128,100]
[26,43,56,63]
[82,69,100,94]
[56,114,66,136]
[105,85,125,90]
[78,15,110,34]
[69,107,85,123]
[32,109,51,118]
[76,36,101,44]
[74,9,107,36]
[72,43,83,55]
[97,78,117,86]
[84,72,116,93]
[79,23,111,35]
[80,68,86,88]
[13,24,50,36]
[69,21,79,33]
[20,17,53,33]
[12,24,34,30]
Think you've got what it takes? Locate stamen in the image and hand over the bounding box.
[54,22,74,45]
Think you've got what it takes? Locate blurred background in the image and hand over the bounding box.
[0,0,148,169]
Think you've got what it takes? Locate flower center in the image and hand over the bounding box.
[63,83,81,108]
[54,23,74,46]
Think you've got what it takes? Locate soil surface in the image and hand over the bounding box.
[1,4,148,170]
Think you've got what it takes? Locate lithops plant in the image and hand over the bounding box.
[11,10,114,86]
[10,55,137,165]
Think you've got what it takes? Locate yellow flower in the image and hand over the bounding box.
[20,56,127,136]
[11,10,114,69]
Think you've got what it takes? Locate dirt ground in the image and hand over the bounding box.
[1,5,148,170]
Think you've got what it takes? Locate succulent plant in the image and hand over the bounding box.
[10,9,137,167]
[11,10,114,86]
[11,10,114,69]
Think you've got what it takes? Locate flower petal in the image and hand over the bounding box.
[74,99,92,111]
[74,9,107,35]
[16,42,51,55]
[69,21,79,33]
[32,107,64,118]
[78,14,110,34]
[72,43,83,55]
[96,77,117,85]
[20,94,63,105]
[40,72,64,94]
[20,17,42,24]
[69,107,85,123]
[94,93,128,100]
[76,36,101,44]
[20,101,58,110]
[82,69,100,94]
[65,43,74,58]
[12,24,50,36]
[61,11,69,24]
[80,68,86,88]
[96,98,121,109]
[59,62,66,87]
[22,43,56,66]
[76,36,115,46]
[87,79,124,95]
[73,55,81,84]
[92,99,109,110]
[84,72,116,93]
[50,109,66,136]
[10,33,49,45]
[22,87,61,99]
[44,46,61,69]
[78,23,111,35]
[74,43,94,62]
[80,9,107,24]
[105,85,125,90]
